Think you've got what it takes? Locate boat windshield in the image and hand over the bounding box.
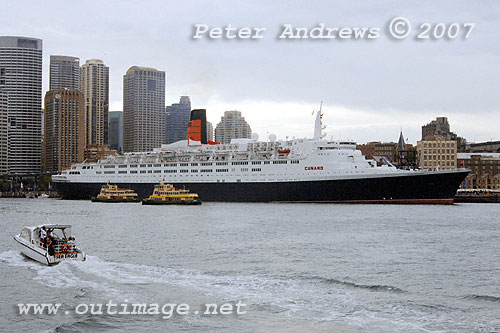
[21,228,31,242]
[48,228,71,240]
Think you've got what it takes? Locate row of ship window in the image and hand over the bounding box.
[97,168,264,175]
[99,160,299,168]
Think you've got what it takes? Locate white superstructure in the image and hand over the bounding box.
[53,111,409,185]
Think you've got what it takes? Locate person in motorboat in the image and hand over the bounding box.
[66,237,75,252]
[40,226,47,247]
[46,236,55,257]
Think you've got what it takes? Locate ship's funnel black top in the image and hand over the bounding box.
[190,109,207,144]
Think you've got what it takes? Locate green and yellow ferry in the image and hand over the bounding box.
[142,182,201,205]
[91,184,141,203]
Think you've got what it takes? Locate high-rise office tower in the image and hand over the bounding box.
[49,55,79,90]
[0,36,43,175]
[206,121,214,142]
[123,66,166,152]
[165,96,191,144]
[43,89,86,173]
[215,111,252,144]
[0,91,8,174]
[108,111,123,153]
[79,59,109,146]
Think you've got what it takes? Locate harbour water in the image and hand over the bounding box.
[0,199,499,332]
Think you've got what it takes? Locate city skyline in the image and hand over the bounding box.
[2,1,500,145]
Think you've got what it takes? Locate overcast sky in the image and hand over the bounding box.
[3,0,500,144]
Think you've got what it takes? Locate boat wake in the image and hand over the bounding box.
[304,275,406,293]
[463,294,500,303]
[0,250,476,331]
[0,250,123,298]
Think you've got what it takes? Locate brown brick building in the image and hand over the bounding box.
[416,136,457,170]
[357,142,397,161]
[421,117,467,152]
[457,153,500,190]
[83,144,117,162]
[43,89,86,173]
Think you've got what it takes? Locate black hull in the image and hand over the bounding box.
[454,196,500,203]
[142,199,202,205]
[54,170,469,204]
[90,197,141,203]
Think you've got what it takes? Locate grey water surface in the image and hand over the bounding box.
[0,199,499,332]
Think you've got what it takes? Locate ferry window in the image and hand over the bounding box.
[140,170,146,174]
[264,161,270,164]
[180,170,188,173]
[130,165,138,168]
[118,171,127,174]
[251,168,261,172]
[180,163,188,166]
[154,170,161,173]
[191,169,198,173]
[104,165,115,168]
[147,164,153,167]
[104,171,115,174]
[96,171,102,174]
[147,170,152,173]
[140,164,146,167]
[154,164,161,167]
[191,163,198,166]
[241,168,248,172]
[130,170,137,174]
[118,165,127,168]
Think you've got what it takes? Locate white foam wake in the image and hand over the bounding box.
[0,250,448,331]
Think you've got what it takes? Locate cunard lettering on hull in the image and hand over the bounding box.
[305,166,324,171]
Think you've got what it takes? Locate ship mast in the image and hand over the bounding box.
[313,101,326,140]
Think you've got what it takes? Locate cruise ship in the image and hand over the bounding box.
[52,110,469,204]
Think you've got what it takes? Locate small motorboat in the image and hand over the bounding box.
[13,224,86,266]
